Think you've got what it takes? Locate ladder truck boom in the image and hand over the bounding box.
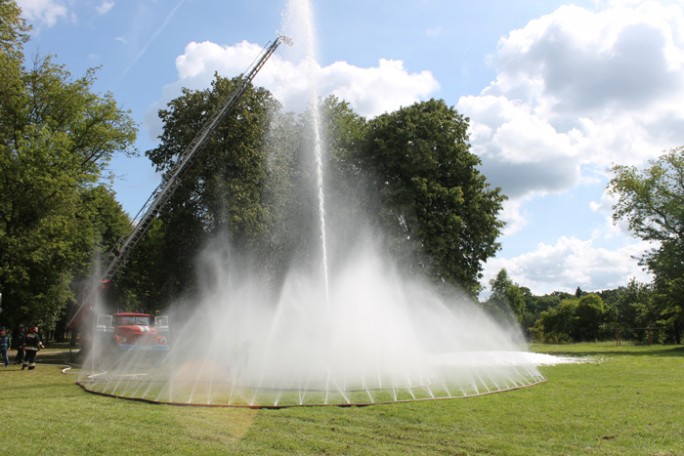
[67,35,291,328]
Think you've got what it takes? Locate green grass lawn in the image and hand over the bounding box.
[2,343,682,455]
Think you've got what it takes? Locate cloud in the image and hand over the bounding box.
[458,1,684,207]
[172,42,438,118]
[96,1,115,15]
[17,0,115,27]
[17,0,69,27]
[457,1,684,246]
[320,59,439,117]
[495,5,684,112]
[145,39,439,140]
[460,94,582,199]
[499,198,529,236]
[463,1,684,294]
[426,26,444,38]
[482,236,654,296]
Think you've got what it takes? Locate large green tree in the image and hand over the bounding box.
[361,99,506,294]
[0,1,136,328]
[138,90,371,305]
[609,148,684,343]
[141,75,279,303]
[137,94,505,305]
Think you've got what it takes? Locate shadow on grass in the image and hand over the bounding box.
[31,348,80,365]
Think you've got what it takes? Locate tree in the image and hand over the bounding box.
[0,1,26,127]
[526,291,570,326]
[115,217,167,312]
[139,95,505,306]
[0,1,136,329]
[361,99,506,294]
[143,74,279,303]
[608,279,657,343]
[533,298,578,343]
[574,293,608,341]
[609,148,684,343]
[483,268,526,325]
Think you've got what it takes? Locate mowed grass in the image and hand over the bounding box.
[1,343,682,455]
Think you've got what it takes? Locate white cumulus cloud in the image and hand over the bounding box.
[96,1,114,16]
[483,236,653,296]
[145,39,439,139]
[17,0,69,27]
[459,1,684,204]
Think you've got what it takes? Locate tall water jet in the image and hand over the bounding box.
[77,0,546,408]
[283,0,330,305]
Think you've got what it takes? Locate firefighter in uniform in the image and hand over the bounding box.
[22,327,44,370]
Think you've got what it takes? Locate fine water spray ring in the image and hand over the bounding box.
[74,373,547,409]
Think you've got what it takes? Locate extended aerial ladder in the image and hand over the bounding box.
[67,35,292,329]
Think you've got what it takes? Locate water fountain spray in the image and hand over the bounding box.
[76,0,546,408]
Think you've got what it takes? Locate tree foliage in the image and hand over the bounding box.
[0,0,136,329]
[532,297,578,343]
[134,88,372,304]
[483,268,526,325]
[609,279,659,343]
[574,293,608,341]
[137,75,279,303]
[609,148,684,343]
[521,283,675,344]
[132,91,504,307]
[532,294,607,343]
[361,99,506,294]
[610,148,684,245]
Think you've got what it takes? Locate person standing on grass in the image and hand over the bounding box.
[22,327,44,370]
[14,324,26,365]
[0,327,10,367]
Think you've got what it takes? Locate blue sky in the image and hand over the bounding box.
[17,0,684,295]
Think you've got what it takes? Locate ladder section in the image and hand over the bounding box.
[102,35,291,283]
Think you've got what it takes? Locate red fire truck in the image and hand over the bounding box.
[95,312,169,351]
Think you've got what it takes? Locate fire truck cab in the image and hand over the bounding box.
[95,312,169,351]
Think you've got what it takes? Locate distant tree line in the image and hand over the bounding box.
[483,271,672,343]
